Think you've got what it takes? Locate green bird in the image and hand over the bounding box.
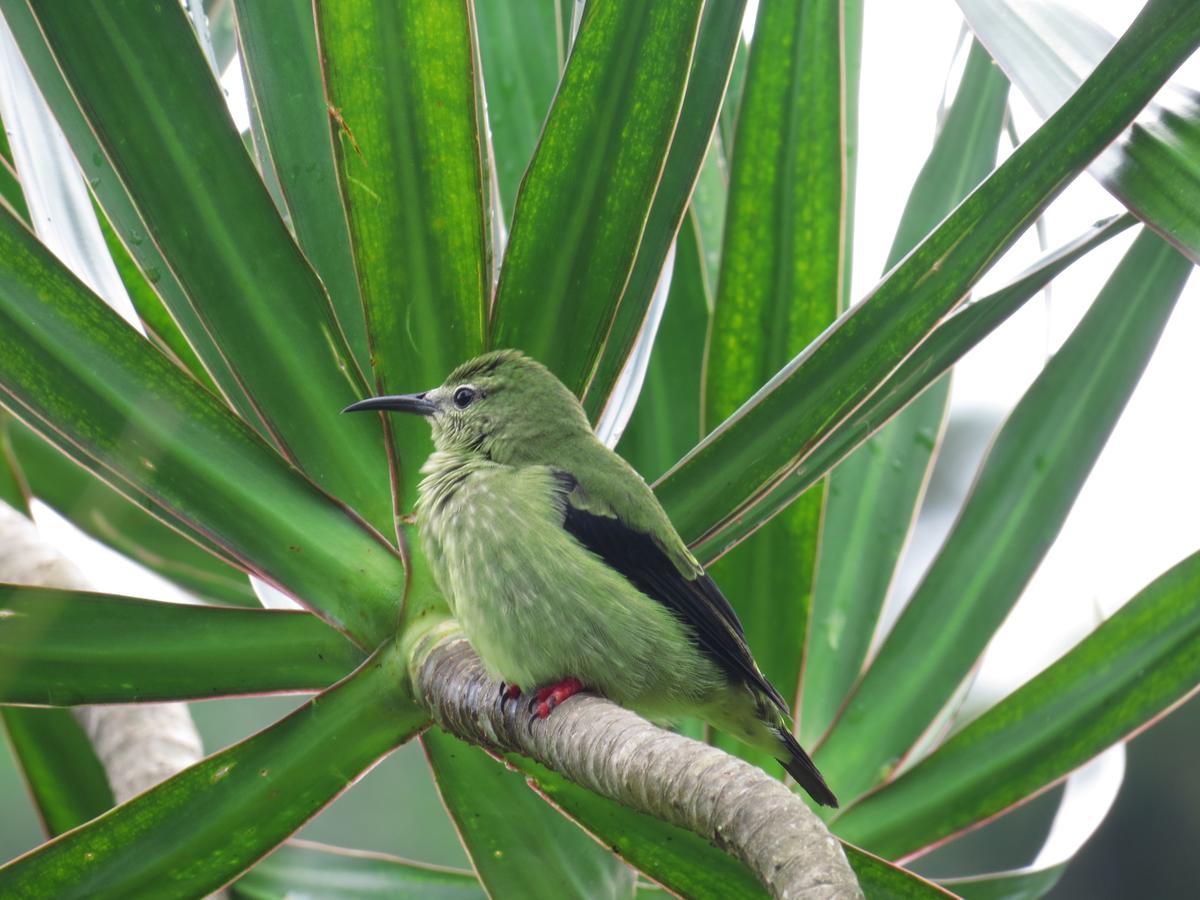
[346,349,837,807]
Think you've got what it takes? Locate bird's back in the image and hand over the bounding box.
[546,432,701,575]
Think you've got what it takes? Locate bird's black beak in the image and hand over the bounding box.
[342,392,437,416]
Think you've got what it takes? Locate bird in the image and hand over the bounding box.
[344,349,837,807]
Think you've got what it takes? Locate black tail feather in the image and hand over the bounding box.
[775,727,838,808]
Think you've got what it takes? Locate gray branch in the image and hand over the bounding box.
[413,634,863,900]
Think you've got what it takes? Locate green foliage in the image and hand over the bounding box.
[802,38,1009,745]
[0,0,1197,896]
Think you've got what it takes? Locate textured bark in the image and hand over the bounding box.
[414,634,863,899]
[0,501,203,802]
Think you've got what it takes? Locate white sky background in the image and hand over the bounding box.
[37,0,1200,718]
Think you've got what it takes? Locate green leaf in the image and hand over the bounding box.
[0,501,114,839]
[4,416,254,607]
[0,207,406,647]
[91,198,216,394]
[703,0,862,747]
[834,545,1200,859]
[841,845,956,899]
[617,213,711,481]
[0,150,29,223]
[960,0,1200,263]
[690,131,729,304]
[0,119,9,163]
[315,0,490,507]
[654,0,1200,554]
[1,707,113,835]
[0,0,259,427]
[203,0,238,73]
[22,0,396,533]
[0,587,363,704]
[422,731,634,900]
[719,37,749,157]
[233,840,484,900]
[0,415,24,511]
[582,0,747,421]
[815,229,1194,803]
[698,212,1136,571]
[234,0,368,370]
[0,643,424,899]
[801,38,1010,745]
[509,755,765,899]
[474,0,560,221]
[490,0,704,396]
[940,865,1067,900]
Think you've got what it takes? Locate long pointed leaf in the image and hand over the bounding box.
[703,0,862,760]
[719,37,749,158]
[91,200,216,393]
[233,0,368,370]
[960,0,1200,263]
[801,38,1010,745]
[0,15,141,333]
[0,0,260,427]
[423,730,633,900]
[203,0,237,73]
[941,866,1066,900]
[0,416,24,510]
[490,0,703,396]
[617,213,711,481]
[474,0,559,221]
[0,587,363,704]
[582,0,747,421]
[315,0,489,507]
[21,0,396,533]
[834,546,1200,859]
[514,754,764,899]
[0,131,28,222]
[233,840,484,900]
[699,213,1136,572]
[654,0,1200,554]
[815,229,1194,802]
[1,708,112,836]
[0,644,424,898]
[4,419,254,606]
[841,845,956,898]
[0,207,406,646]
[0,475,114,840]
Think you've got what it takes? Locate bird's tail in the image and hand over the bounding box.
[773,725,839,808]
[705,685,838,807]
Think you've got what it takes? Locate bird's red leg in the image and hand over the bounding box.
[533,677,585,719]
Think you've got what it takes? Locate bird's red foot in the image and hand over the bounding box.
[533,677,585,719]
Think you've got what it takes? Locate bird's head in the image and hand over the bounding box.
[343,349,593,463]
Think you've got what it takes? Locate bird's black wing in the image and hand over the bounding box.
[553,471,787,714]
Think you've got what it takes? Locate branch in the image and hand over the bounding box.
[413,633,863,900]
[0,501,203,802]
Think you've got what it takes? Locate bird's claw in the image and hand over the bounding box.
[522,677,585,731]
[497,682,521,713]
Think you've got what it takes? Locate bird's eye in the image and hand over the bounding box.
[453,386,476,409]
